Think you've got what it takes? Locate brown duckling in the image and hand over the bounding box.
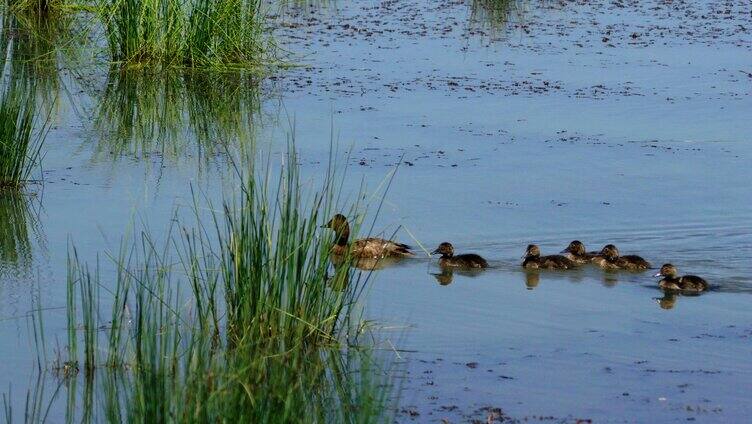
[591,244,651,271]
[432,242,488,269]
[522,244,577,270]
[654,264,708,293]
[322,214,413,259]
[560,240,599,265]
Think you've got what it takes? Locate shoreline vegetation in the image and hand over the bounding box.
[100,0,272,69]
[6,0,275,69]
[5,147,398,422]
[0,0,276,189]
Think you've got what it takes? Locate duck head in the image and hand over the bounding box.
[600,244,620,261]
[524,244,540,259]
[322,214,350,245]
[562,240,586,255]
[654,263,678,279]
[432,242,454,258]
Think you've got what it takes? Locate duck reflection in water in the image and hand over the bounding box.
[433,269,454,285]
[602,271,620,287]
[524,271,540,290]
[431,267,485,286]
[656,293,678,310]
[521,269,587,289]
[329,254,403,271]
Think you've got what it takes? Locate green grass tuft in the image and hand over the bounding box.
[18,145,398,422]
[100,0,271,69]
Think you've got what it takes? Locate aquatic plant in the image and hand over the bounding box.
[469,0,522,30]
[100,0,270,69]
[7,147,396,422]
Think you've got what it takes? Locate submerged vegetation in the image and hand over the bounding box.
[3,148,397,422]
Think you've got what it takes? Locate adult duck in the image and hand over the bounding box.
[322,214,413,259]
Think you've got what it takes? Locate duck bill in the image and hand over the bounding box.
[653,272,663,278]
[559,249,569,254]
[431,249,440,255]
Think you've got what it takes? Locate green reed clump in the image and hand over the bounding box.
[469,0,522,30]
[52,148,394,422]
[101,0,269,69]
[7,0,65,15]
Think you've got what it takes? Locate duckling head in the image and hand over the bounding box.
[432,242,454,258]
[600,244,620,261]
[562,240,586,255]
[654,263,678,279]
[524,244,540,259]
